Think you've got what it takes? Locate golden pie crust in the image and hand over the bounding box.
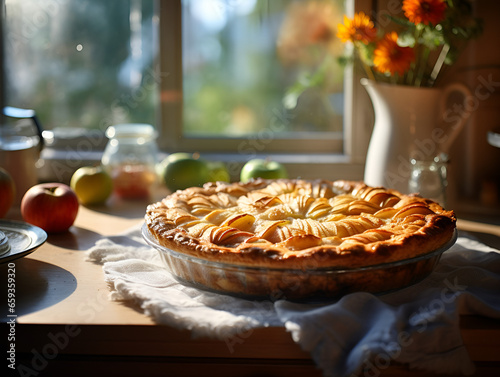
[145,179,456,271]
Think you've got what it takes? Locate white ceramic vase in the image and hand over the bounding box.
[361,78,471,194]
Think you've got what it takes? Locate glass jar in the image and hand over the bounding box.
[408,155,448,207]
[101,124,159,199]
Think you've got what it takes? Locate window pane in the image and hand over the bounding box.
[182,0,345,138]
[3,0,158,133]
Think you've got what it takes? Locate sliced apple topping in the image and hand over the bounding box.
[319,215,383,238]
[211,192,239,208]
[373,207,399,220]
[264,180,297,196]
[190,205,217,216]
[329,195,354,214]
[204,209,233,225]
[400,214,428,224]
[279,234,322,251]
[394,203,434,219]
[218,230,255,246]
[346,200,381,215]
[286,194,315,215]
[241,236,273,245]
[257,220,289,243]
[199,224,217,241]
[160,208,198,227]
[306,198,332,219]
[322,236,343,246]
[290,218,316,235]
[342,229,393,245]
[185,193,237,216]
[322,213,346,222]
[187,195,213,207]
[253,195,284,208]
[211,226,241,244]
[182,221,215,239]
[221,213,256,231]
[302,181,336,199]
[275,225,295,240]
[353,186,400,208]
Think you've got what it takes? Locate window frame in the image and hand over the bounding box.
[157,0,374,181]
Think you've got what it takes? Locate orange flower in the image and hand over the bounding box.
[402,0,447,26]
[373,32,415,76]
[277,1,343,66]
[337,12,377,44]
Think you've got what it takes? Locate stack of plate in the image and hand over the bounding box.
[0,230,10,256]
[0,220,47,263]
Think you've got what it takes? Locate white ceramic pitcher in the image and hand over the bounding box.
[361,78,471,194]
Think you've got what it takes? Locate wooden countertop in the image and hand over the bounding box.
[2,196,500,377]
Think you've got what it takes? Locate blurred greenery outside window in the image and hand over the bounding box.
[3,0,363,179]
[4,0,158,146]
[163,0,348,155]
[180,0,345,139]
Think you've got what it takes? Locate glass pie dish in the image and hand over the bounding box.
[142,224,457,301]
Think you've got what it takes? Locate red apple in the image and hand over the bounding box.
[0,168,16,218]
[21,183,79,233]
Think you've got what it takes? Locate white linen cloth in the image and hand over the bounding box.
[88,223,500,377]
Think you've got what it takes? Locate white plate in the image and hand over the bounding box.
[0,220,47,264]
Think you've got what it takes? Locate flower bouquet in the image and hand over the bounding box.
[337,0,483,195]
[337,0,482,87]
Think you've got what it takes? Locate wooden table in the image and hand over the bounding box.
[2,196,500,377]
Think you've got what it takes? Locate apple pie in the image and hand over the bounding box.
[144,179,456,299]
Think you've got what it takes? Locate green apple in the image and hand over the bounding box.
[207,161,230,183]
[161,154,212,192]
[156,152,193,176]
[70,165,113,205]
[240,158,288,183]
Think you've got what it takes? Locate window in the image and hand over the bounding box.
[2,0,374,182]
[160,0,372,179]
[3,0,158,138]
[162,0,347,154]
